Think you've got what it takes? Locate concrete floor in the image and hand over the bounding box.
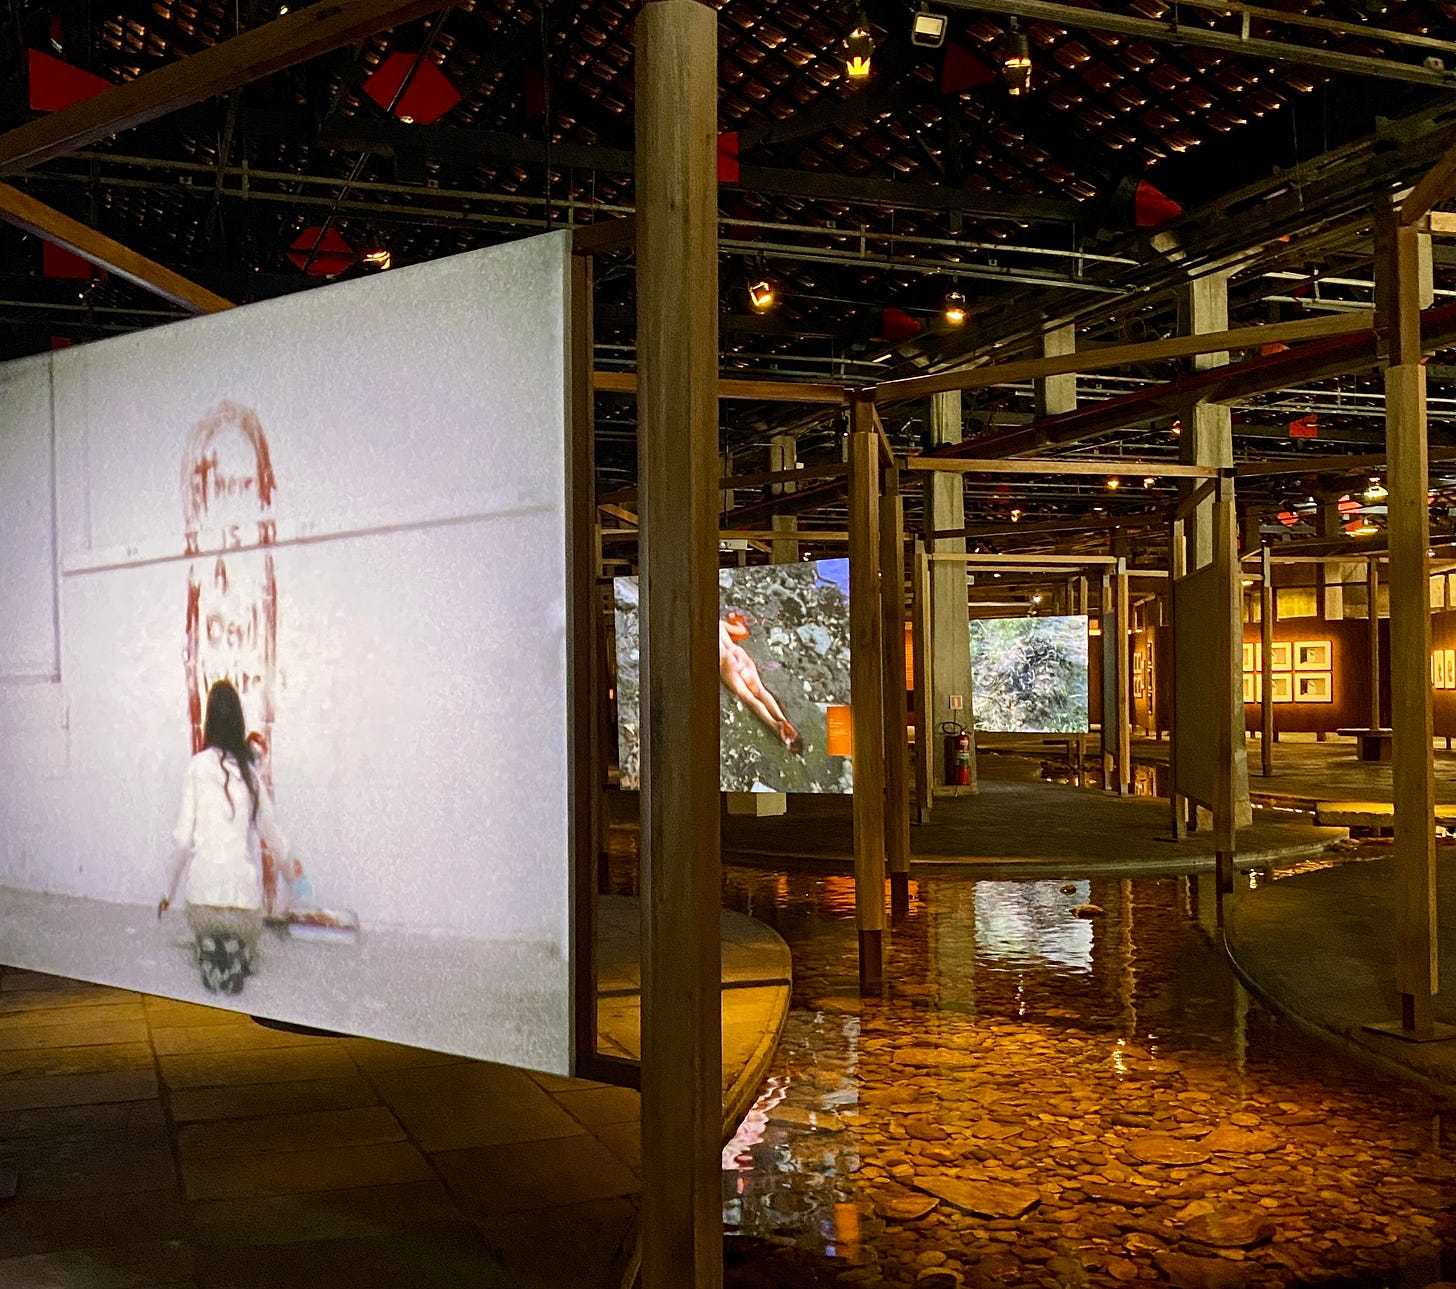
[719,762,1344,877]
[1227,849,1456,1096]
[0,900,791,1289]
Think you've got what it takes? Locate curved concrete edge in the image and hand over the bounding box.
[724,833,1344,880]
[717,907,793,1143]
[1221,921,1456,1100]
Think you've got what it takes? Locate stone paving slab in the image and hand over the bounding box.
[0,897,792,1289]
[1228,854,1456,1092]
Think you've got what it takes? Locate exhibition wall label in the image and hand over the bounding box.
[615,558,854,793]
[969,615,1090,734]
[0,232,577,1074]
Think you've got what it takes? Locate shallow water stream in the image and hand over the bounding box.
[716,867,1455,1288]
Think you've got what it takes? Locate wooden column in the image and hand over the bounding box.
[911,542,934,822]
[1100,569,1114,790]
[1261,545,1274,778]
[1368,556,1382,733]
[1116,557,1132,794]
[769,435,798,564]
[849,404,887,986]
[1213,476,1239,897]
[1169,518,1188,840]
[634,4,723,1283]
[1077,575,1088,782]
[1379,213,1441,1037]
[926,390,976,791]
[880,467,911,916]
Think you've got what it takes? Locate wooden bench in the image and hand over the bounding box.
[1335,728,1395,762]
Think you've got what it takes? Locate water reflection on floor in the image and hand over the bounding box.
[715,867,1456,1288]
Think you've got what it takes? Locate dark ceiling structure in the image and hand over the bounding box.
[2,0,1456,562]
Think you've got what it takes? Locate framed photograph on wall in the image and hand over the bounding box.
[1242,672,1256,703]
[1296,672,1333,703]
[1435,652,1443,689]
[1242,643,1255,673]
[1446,650,1455,691]
[1268,642,1292,672]
[1270,673,1293,704]
[1293,640,1332,671]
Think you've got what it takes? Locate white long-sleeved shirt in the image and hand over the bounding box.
[171,749,289,909]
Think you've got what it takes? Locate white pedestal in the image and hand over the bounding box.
[725,792,787,817]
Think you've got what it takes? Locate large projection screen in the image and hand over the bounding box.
[615,558,854,793]
[969,615,1090,734]
[0,233,576,1074]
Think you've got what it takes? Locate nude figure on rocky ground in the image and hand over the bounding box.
[719,613,803,755]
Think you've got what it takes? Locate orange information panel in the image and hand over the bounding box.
[905,622,914,692]
[826,704,854,757]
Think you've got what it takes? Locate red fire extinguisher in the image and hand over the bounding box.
[941,720,971,786]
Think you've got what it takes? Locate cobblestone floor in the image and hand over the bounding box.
[714,866,1456,1289]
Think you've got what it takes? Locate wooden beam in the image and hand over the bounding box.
[873,312,1374,405]
[907,456,1218,479]
[571,216,636,256]
[869,403,895,469]
[1423,211,1456,236]
[718,462,847,491]
[0,0,444,176]
[910,542,934,824]
[594,369,848,403]
[635,3,722,1285]
[1116,556,1132,795]
[849,408,887,988]
[1236,447,1456,478]
[1173,479,1218,525]
[1401,139,1456,228]
[929,552,1120,566]
[0,183,233,314]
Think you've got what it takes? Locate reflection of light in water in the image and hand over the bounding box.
[723,1073,790,1171]
[973,879,1093,972]
[1111,1036,1128,1075]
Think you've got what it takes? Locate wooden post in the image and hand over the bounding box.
[1214,477,1239,897]
[1169,518,1187,840]
[1261,545,1274,778]
[1116,557,1132,794]
[880,466,912,917]
[1368,556,1382,732]
[911,542,934,823]
[635,4,723,1284]
[1077,575,1088,783]
[1378,213,1442,1039]
[849,405,887,985]
[1101,569,1114,791]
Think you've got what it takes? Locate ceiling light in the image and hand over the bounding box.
[1365,477,1388,502]
[362,248,392,270]
[1010,508,1022,522]
[1345,518,1379,537]
[1143,476,1155,488]
[943,289,967,326]
[748,277,776,312]
[911,4,948,47]
[1170,420,1182,437]
[1003,22,1032,95]
[1032,593,1042,605]
[1106,477,1120,490]
[845,12,874,80]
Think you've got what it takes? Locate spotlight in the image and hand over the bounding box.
[1003,21,1032,95]
[911,4,948,47]
[1106,477,1121,490]
[943,289,967,326]
[845,12,874,80]
[1010,508,1023,522]
[1143,476,1156,488]
[748,277,775,312]
[362,247,392,271]
[1364,477,1388,502]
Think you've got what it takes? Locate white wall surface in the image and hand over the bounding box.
[0,232,575,1071]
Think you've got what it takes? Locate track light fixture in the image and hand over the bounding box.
[911,4,948,48]
[943,289,967,326]
[1003,20,1032,95]
[844,11,874,80]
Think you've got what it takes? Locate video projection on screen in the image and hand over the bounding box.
[615,559,854,793]
[969,615,1090,734]
[0,232,576,1075]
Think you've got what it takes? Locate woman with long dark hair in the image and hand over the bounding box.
[159,679,292,994]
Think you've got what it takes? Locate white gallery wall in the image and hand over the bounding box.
[0,232,576,1071]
